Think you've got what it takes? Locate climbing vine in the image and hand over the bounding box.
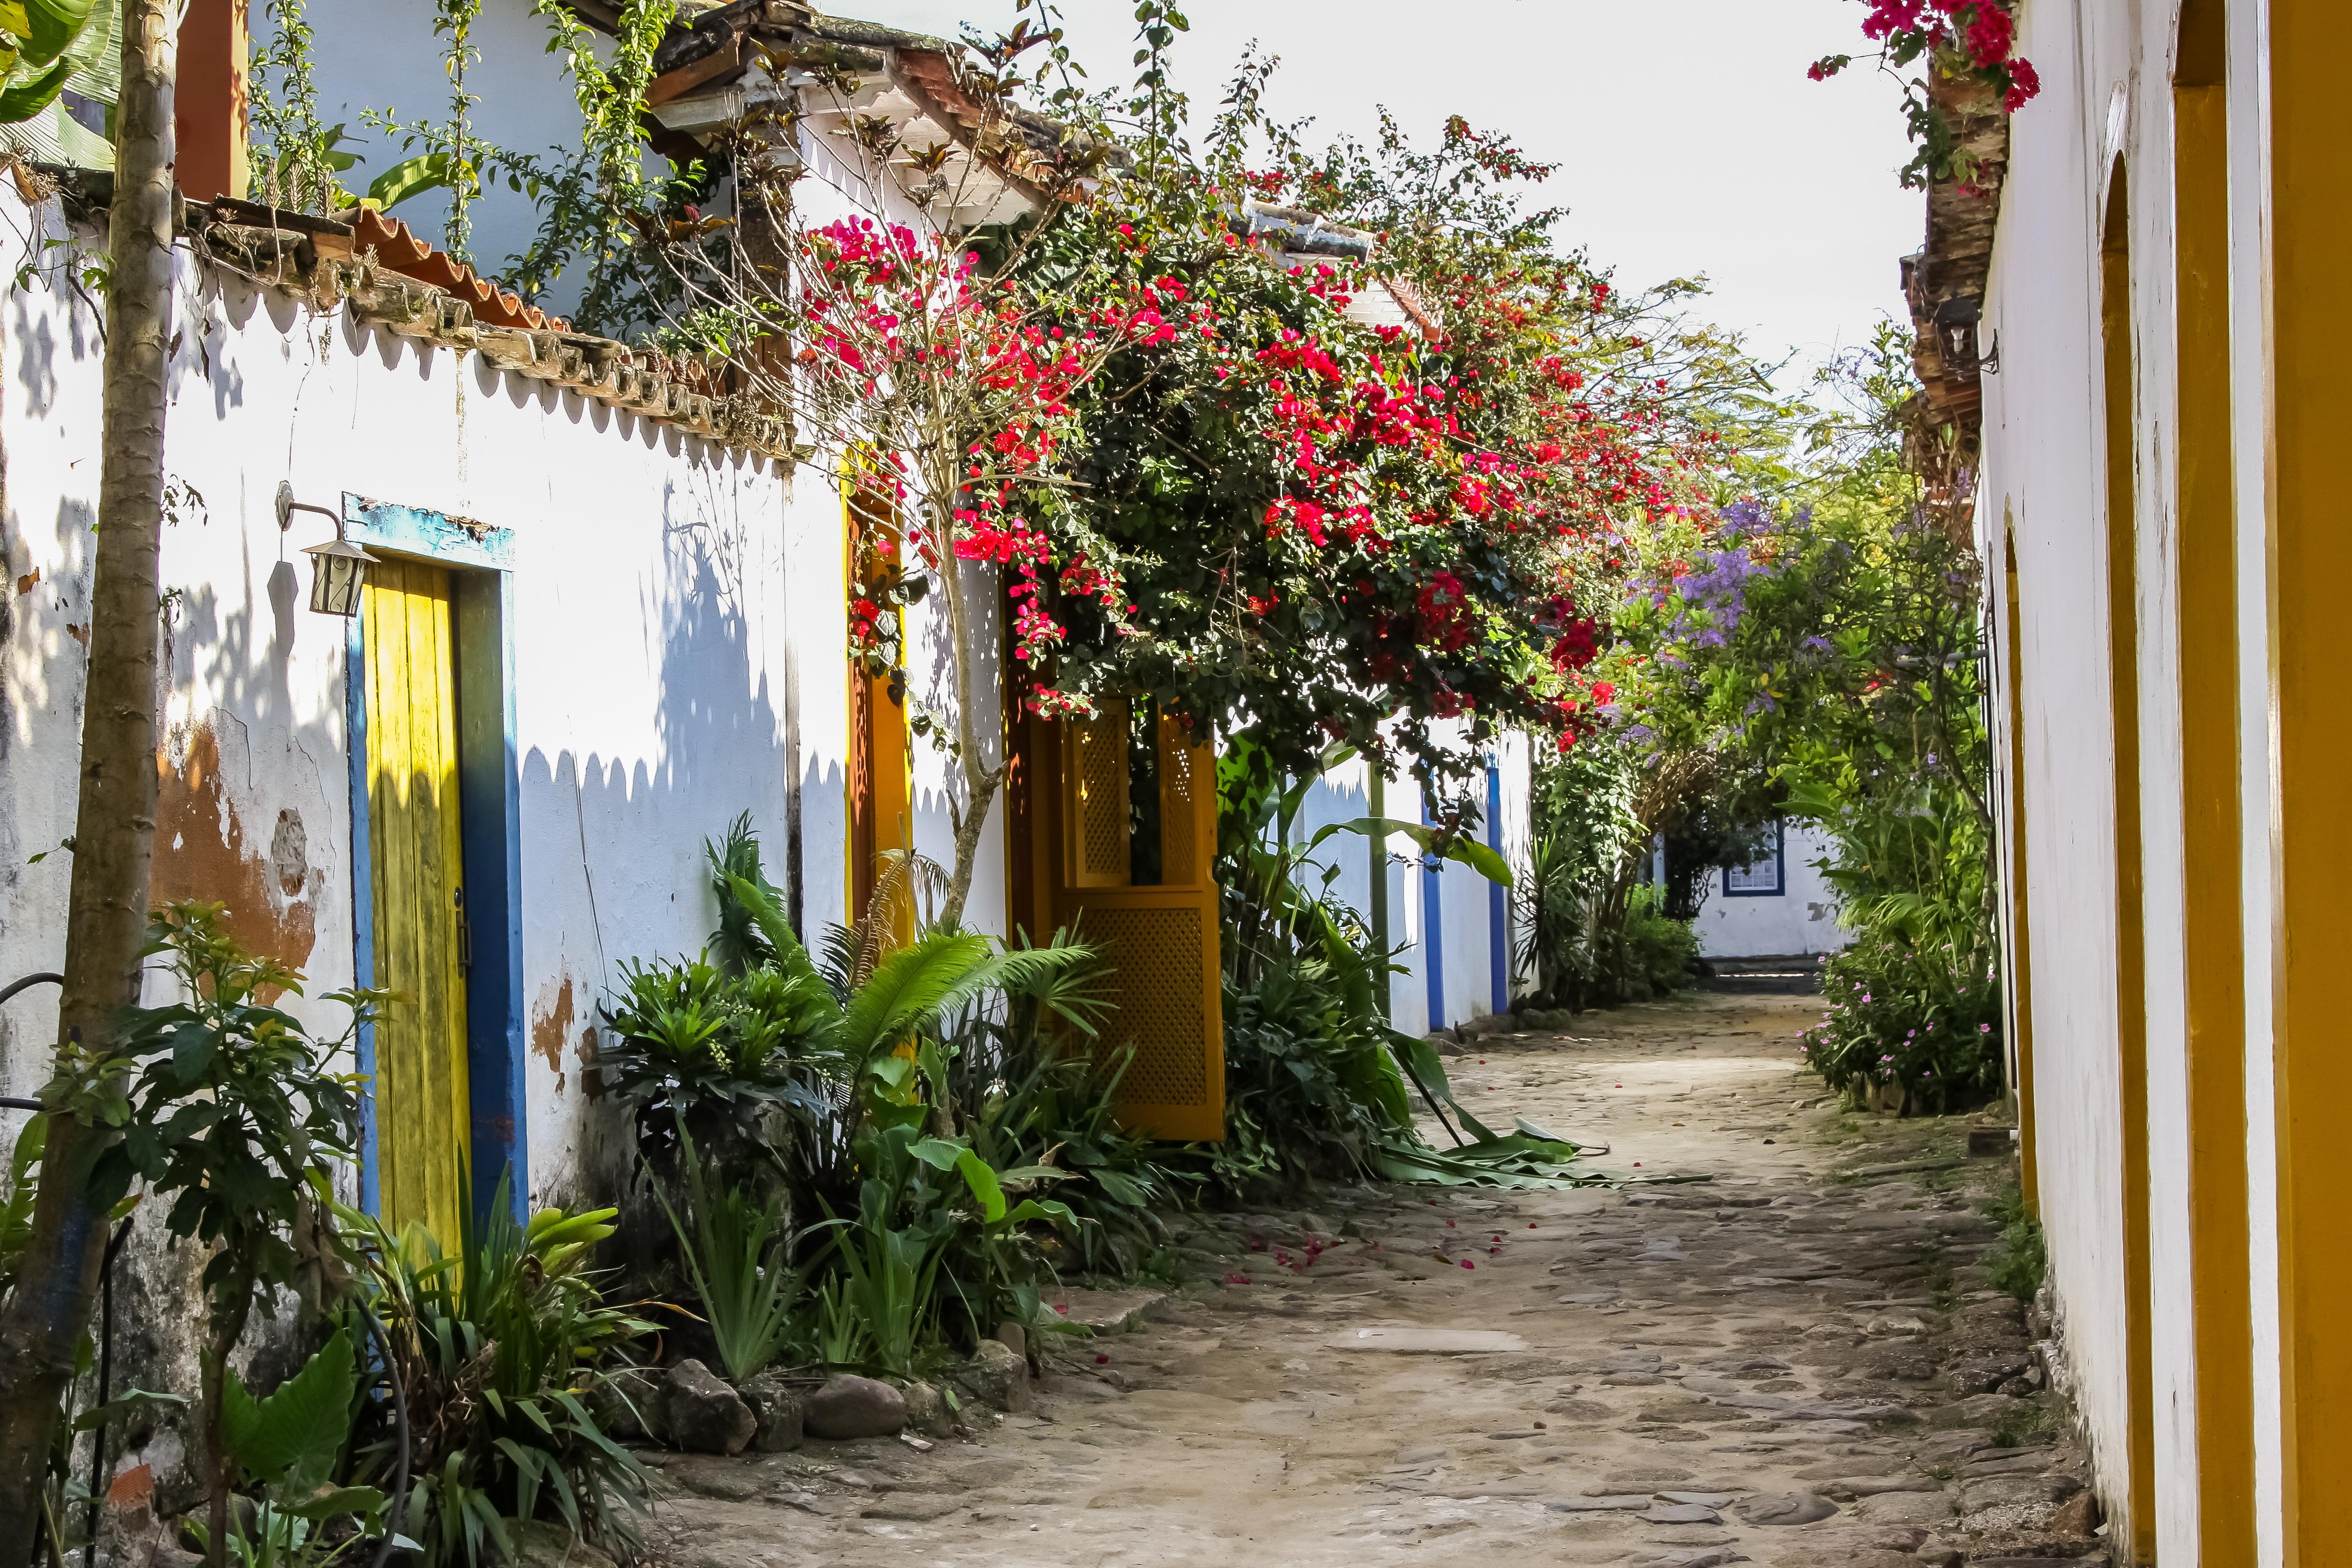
[246,0,349,213]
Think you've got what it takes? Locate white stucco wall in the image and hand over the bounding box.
[1694,820,1849,959]
[0,180,1001,1212]
[1979,0,2247,1550]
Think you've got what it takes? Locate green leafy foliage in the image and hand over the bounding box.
[100,904,375,1323]
[945,928,1180,1277]
[598,952,835,1185]
[650,1128,811,1383]
[1205,738,1591,1201]
[1985,1184,2047,1303]
[221,1328,359,1498]
[337,1174,651,1568]
[0,1113,43,1300]
[86,903,381,1568]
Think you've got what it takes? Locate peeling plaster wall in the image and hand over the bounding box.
[0,185,999,1225]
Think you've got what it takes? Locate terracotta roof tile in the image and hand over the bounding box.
[346,207,571,333]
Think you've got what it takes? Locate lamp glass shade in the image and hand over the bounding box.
[303,540,375,617]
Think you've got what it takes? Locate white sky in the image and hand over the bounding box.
[837,0,1924,383]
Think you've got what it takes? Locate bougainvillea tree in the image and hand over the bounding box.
[991,84,1764,823]
[1809,0,2041,188]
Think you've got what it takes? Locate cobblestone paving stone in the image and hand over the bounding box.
[645,986,2107,1567]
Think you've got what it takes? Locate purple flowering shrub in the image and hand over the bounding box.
[1801,930,2003,1113]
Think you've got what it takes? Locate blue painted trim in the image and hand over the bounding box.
[1486,759,1508,1014]
[347,616,381,1217]
[1722,818,1789,898]
[454,571,529,1226]
[1421,790,1446,1031]
[345,496,517,572]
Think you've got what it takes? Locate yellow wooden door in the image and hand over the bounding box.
[362,557,472,1247]
[1044,706,1225,1141]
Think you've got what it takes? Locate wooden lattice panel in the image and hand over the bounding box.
[1158,719,1203,887]
[1083,904,1211,1110]
[1067,707,1130,888]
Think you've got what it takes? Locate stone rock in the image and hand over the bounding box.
[736,1371,806,1452]
[860,1495,965,1522]
[955,1339,1032,1414]
[803,1375,908,1440]
[594,1366,666,1443]
[1625,1550,1743,1568]
[1958,1473,2080,1513]
[660,1360,755,1455]
[1933,1392,2023,1428]
[495,1519,620,1568]
[992,1322,1028,1360]
[1858,1527,1926,1552]
[1913,1540,1964,1568]
[1947,1352,2033,1394]
[1637,1502,1723,1524]
[1546,1398,1616,1422]
[1735,1492,1841,1526]
[1042,1287,1167,1332]
[1546,1494,1654,1512]
[2047,1488,2103,1537]
[901,1380,956,1439]
[1331,1327,1529,1354]
[1854,1490,1954,1527]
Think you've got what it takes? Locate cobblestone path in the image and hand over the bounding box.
[647,985,2101,1568]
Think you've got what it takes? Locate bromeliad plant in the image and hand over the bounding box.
[336,1173,652,1568]
[650,1127,811,1384]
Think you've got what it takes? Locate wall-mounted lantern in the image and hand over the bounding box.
[1933,295,1984,376]
[276,483,376,617]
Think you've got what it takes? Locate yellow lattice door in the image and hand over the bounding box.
[1045,707,1224,1141]
[362,557,472,1245]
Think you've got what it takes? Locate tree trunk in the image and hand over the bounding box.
[199,1284,254,1568]
[933,531,1004,932]
[0,8,178,1559]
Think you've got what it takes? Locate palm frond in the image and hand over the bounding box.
[838,930,997,1062]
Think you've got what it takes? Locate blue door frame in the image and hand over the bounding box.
[1421,788,1446,1030]
[1487,758,1509,1014]
[344,496,530,1227]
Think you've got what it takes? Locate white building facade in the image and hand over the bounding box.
[1965,0,2352,1560]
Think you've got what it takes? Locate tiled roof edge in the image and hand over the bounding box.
[194,219,795,461]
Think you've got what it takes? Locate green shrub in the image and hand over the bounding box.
[599,952,839,1187]
[1801,928,2002,1113]
[1985,1183,2047,1303]
[945,925,1180,1278]
[1621,883,1700,996]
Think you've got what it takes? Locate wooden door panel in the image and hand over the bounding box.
[363,557,472,1245]
[1037,706,1224,1141]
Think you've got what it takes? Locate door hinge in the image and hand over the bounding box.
[454,885,473,976]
